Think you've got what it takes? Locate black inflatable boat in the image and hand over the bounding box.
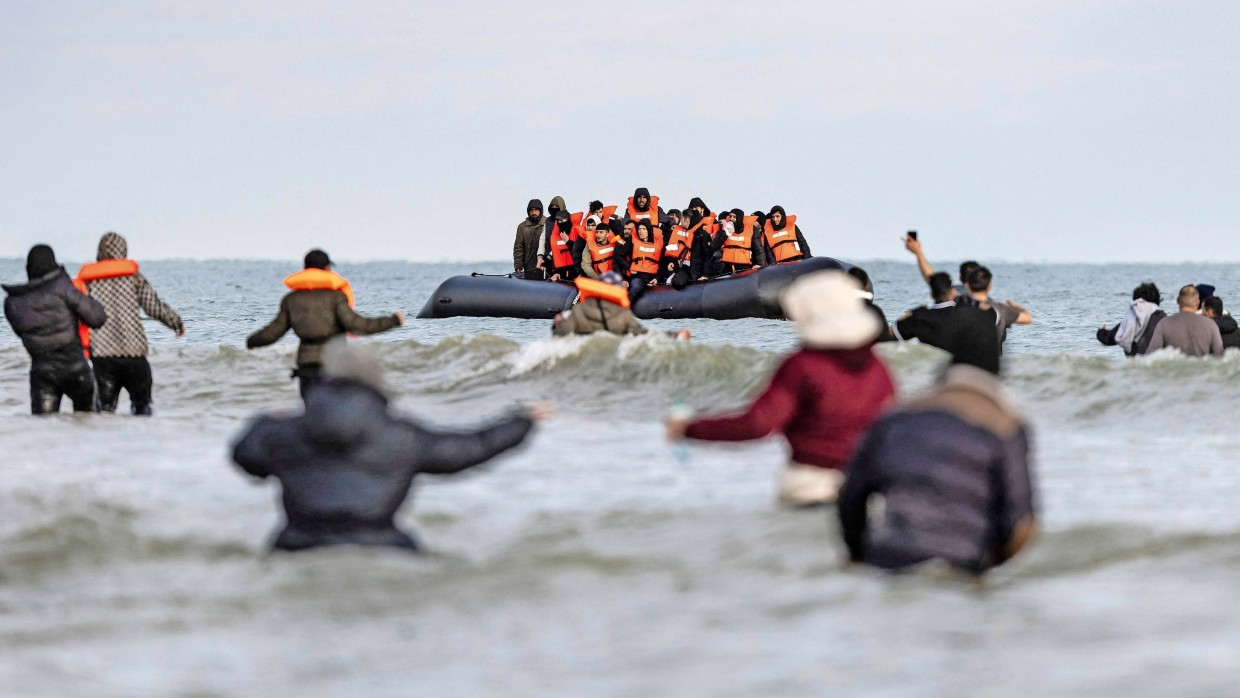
[417,257,856,320]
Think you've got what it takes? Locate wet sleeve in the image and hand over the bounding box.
[414,414,535,475]
[513,224,525,271]
[684,358,799,441]
[134,274,182,331]
[246,297,291,348]
[1096,324,1119,346]
[893,310,923,342]
[335,294,400,336]
[231,416,280,479]
[64,282,107,329]
[838,423,881,561]
[795,226,811,258]
[1146,322,1165,353]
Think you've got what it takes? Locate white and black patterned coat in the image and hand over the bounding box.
[84,232,182,358]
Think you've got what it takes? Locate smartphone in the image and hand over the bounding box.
[907,230,918,241]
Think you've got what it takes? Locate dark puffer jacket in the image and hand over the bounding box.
[1214,315,1240,350]
[246,290,400,366]
[3,267,107,358]
[232,379,535,551]
[82,232,182,358]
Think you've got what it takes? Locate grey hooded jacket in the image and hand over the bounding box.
[82,232,183,358]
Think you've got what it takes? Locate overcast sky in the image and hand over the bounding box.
[1,0,1236,264]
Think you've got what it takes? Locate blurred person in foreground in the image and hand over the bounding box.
[839,325,1036,575]
[232,338,549,552]
[666,271,895,507]
[3,244,107,414]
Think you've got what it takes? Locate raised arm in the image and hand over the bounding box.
[903,236,935,284]
[414,412,535,475]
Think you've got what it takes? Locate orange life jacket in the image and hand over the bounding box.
[73,259,140,357]
[585,233,619,275]
[763,214,803,263]
[284,268,355,307]
[549,223,580,270]
[721,216,759,266]
[626,195,660,223]
[686,213,717,238]
[574,276,630,309]
[663,225,693,262]
[595,205,618,222]
[628,230,663,276]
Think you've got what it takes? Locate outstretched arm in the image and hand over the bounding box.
[246,297,291,348]
[1006,299,1033,325]
[683,360,798,442]
[903,236,935,283]
[135,274,183,332]
[415,412,535,474]
[335,294,401,335]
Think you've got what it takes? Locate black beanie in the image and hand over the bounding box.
[304,249,332,270]
[26,244,58,279]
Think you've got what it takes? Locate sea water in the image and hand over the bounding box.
[2,257,1240,696]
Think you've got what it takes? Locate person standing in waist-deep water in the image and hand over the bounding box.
[552,271,691,339]
[232,339,550,552]
[514,199,546,280]
[74,232,185,415]
[1201,296,1240,350]
[667,271,896,507]
[839,340,1037,576]
[761,205,811,264]
[963,266,1032,353]
[1096,282,1166,357]
[3,244,107,414]
[1146,285,1224,357]
[246,249,404,400]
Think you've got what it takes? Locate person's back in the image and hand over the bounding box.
[1146,286,1224,357]
[79,232,184,414]
[231,341,539,551]
[1201,296,1240,350]
[839,364,1036,574]
[553,296,647,336]
[1097,284,1166,357]
[3,245,107,413]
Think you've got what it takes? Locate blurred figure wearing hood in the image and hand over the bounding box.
[667,271,895,507]
[761,205,812,264]
[624,187,663,226]
[514,199,546,280]
[76,232,185,415]
[3,244,108,414]
[232,339,548,552]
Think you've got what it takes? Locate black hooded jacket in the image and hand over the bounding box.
[1214,315,1240,350]
[232,379,535,551]
[762,205,812,261]
[4,267,107,359]
[623,187,664,224]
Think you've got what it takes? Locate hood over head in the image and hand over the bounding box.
[729,208,746,229]
[632,188,651,211]
[688,197,710,215]
[780,271,882,350]
[768,205,788,230]
[1217,314,1238,335]
[527,199,544,219]
[25,244,59,280]
[548,196,567,214]
[96,231,128,261]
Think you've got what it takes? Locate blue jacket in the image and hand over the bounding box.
[839,366,1035,574]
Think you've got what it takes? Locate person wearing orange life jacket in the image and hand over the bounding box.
[762,205,812,264]
[587,200,619,227]
[581,215,621,279]
[247,249,405,401]
[552,272,690,340]
[715,208,770,276]
[621,219,664,301]
[660,208,695,287]
[547,210,585,282]
[623,187,663,226]
[75,231,184,415]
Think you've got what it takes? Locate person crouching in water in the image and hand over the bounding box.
[4,245,108,414]
[666,271,895,507]
[1096,282,1166,357]
[552,272,690,340]
[232,339,549,552]
[623,218,663,301]
[246,249,404,400]
[838,336,1036,576]
[75,232,185,415]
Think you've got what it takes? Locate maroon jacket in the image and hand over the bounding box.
[684,347,896,470]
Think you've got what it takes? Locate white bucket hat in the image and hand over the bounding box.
[779,270,883,349]
[322,337,387,394]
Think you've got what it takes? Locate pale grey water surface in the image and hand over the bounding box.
[2,257,1240,696]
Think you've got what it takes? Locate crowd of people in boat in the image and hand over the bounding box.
[513,187,811,299]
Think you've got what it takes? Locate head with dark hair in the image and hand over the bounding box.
[633,187,650,210]
[959,261,980,285]
[966,266,992,293]
[929,272,955,303]
[589,200,603,214]
[635,218,654,242]
[303,249,332,270]
[25,244,59,279]
[1203,296,1224,318]
[846,266,872,293]
[1132,282,1160,304]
